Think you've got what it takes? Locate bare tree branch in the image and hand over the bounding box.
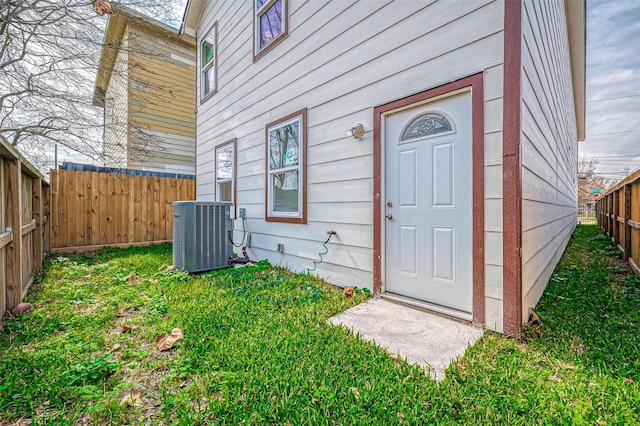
[578,156,614,207]
[0,0,180,172]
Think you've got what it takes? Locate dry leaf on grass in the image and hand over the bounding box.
[343,286,355,298]
[155,328,184,351]
[127,275,141,285]
[120,388,142,407]
[12,303,33,314]
[112,343,122,351]
[121,325,132,333]
[547,375,561,382]
[624,377,634,384]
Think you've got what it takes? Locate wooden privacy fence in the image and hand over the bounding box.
[596,169,640,273]
[1,137,50,320]
[49,169,195,252]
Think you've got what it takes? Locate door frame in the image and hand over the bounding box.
[373,73,485,326]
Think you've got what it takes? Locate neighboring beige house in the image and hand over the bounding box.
[93,7,197,174]
[181,0,586,336]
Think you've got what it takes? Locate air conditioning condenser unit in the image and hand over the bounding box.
[173,201,232,273]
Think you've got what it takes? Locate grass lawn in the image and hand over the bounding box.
[0,225,638,424]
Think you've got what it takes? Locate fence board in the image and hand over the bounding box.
[50,170,59,248]
[33,177,43,269]
[43,184,50,255]
[77,171,86,246]
[48,169,194,251]
[165,178,176,239]
[145,177,153,242]
[128,177,135,244]
[99,173,107,245]
[114,174,123,243]
[0,157,5,320]
[106,175,116,243]
[61,170,69,247]
[153,177,161,241]
[21,174,32,226]
[158,179,167,241]
[134,176,143,242]
[82,172,91,246]
[91,171,100,246]
[121,174,129,243]
[21,227,33,290]
[67,171,76,246]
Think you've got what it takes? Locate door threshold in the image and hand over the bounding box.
[380,293,473,323]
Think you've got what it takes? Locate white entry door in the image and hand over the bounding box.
[384,91,473,313]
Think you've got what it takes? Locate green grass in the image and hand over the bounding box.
[1,225,638,424]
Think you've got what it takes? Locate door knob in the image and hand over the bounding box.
[385,214,393,220]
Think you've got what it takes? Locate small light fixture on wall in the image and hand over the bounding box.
[346,123,365,139]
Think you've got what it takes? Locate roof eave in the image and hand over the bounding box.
[93,5,194,106]
[566,0,586,142]
[179,0,203,42]
[92,12,127,106]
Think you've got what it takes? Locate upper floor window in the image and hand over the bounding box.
[265,108,307,223]
[201,23,217,101]
[216,139,236,215]
[254,0,288,61]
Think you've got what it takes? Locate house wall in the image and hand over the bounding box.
[520,0,578,322]
[103,31,129,169]
[126,22,196,173]
[195,0,505,330]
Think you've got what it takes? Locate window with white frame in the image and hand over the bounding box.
[266,109,306,223]
[255,0,288,60]
[201,23,217,100]
[215,139,235,210]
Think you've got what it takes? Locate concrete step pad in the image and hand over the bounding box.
[328,297,484,380]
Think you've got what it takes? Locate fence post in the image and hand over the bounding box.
[611,189,620,245]
[43,184,50,255]
[604,195,608,235]
[604,196,608,234]
[609,193,614,238]
[625,184,632,262]
[5,159,22,309]
[33,177,43,269]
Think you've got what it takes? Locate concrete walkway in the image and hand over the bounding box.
[328,298,484,381]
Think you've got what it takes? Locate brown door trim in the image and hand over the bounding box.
[502,0,523,337]
[372,73,485,325]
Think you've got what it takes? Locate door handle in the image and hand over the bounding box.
[385,214,393,220]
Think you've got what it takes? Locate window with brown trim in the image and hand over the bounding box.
[215,138,236,217]
[254,0,288,62]
[265,108,307,223]
[201,22,217,102]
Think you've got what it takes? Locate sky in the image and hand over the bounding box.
[580,0,640,180]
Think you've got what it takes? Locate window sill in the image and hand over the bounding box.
[265,215,306,224]
[200,89,217,105]
[253,31,288,63]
